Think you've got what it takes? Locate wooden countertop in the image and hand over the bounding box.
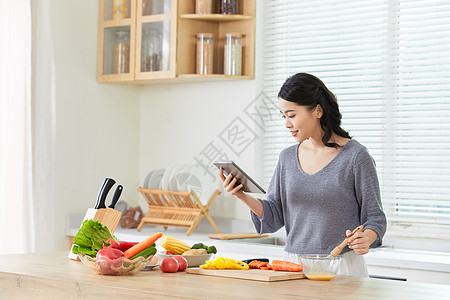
[1,252,449,299]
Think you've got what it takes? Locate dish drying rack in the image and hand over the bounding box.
[137,188,221,235]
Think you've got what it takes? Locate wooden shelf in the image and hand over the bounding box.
[97,0,255,84]
[99,75,254,86]
[179,14,254,22]
[103,19,133,28]
[140,14,172,23]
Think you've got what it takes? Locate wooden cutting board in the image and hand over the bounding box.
[208,233,269,240]
[186,268,306,282]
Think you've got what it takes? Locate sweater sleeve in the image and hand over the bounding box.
[250,157,285,234]
[353,149,387,248]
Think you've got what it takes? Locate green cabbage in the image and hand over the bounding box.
[72,219,116,257]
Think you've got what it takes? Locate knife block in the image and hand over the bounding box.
[68,208,122,260]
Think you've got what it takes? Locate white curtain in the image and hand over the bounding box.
[0,0,55,254]
[31,0,55,253]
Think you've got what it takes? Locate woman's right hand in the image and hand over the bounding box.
[219,168,264,218]
[220,168,245,198]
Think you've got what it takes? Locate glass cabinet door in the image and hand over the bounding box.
[140,21,171,73]
[102,26,132,75]
[98,0,135,82]
[104,0,132,21]
[136,0,176,79]
[141,0,172,16]
[98,0,178,82]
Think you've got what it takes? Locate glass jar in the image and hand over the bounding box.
[141,28,162,72]
[224,33,242,76]
[142,0,153,16]
[113,0,129,20]
[114,30,130,74]
[220,0,237,14]
[197,33,214,75]
[196,0,213,14]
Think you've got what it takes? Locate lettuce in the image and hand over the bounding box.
[72,219,116,257]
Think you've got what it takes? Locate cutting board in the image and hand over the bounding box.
[186,268,306,282]
[208,233,269,240]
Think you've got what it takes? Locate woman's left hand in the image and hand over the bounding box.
[346,229,378,255]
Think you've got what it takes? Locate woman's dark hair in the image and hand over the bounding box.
[277,73,351,148]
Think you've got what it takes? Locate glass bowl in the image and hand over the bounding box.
[300,254,342,280]
[78,253,154,275]
[156,251,214,267]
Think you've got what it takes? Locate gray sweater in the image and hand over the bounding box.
[251,139,387,255]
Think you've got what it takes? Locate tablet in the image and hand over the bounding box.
[213,161,266,194]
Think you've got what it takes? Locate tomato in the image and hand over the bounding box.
[173,255,188,271]
[159,257,179,273]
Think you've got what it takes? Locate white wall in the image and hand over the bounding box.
[138,80,260,221]
[51,1,140,251]
[50,0,266,250]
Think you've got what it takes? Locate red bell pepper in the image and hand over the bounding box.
[104,239,139,252]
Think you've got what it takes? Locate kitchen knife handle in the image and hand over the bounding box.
[95,178,116,209]
[108,185,123,209]
[330,225,364,257]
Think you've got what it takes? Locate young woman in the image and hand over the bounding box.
[220,73,387,276]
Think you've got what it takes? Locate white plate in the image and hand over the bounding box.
[168,164,189,191]
[169,164,192,191]
[142,170,155,189]
[142,264,159,271]
[139,168,166,210]
[156,251,214,268]
[148,168,165,189]
[173,165,196,191]
[184,163,220,205]
[160,165,178,191]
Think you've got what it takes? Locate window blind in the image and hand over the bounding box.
[262,0,450,239]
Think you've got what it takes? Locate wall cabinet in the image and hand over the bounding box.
[98,0,255,84]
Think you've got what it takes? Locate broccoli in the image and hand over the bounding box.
[207,245,217,254]
[191,243,207,250]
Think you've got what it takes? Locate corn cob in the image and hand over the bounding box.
[159,235,191,255]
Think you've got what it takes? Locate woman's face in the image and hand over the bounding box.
[278,97,322,143]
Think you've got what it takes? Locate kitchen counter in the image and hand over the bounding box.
[66,215,450,284]
[1,252,450,300]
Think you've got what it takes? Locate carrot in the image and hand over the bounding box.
[123,232,163,259]
[249,260,270,269]
[257,262,269,268]
[260,266,271,270]
[271,260,302,272]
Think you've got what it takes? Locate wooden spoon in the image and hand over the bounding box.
[330,225,364,257]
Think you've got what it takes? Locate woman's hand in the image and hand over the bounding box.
[346,229,378,255]
[219,168,245,197]
[219,168,264,218]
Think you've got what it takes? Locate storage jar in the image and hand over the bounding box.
[141,28,162,72]
[197,33,214,75]
[196,0,213,14]
[220,0,237,14]
[114,30,130,74]
[224,33,242,76]
[113,0,129,20]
